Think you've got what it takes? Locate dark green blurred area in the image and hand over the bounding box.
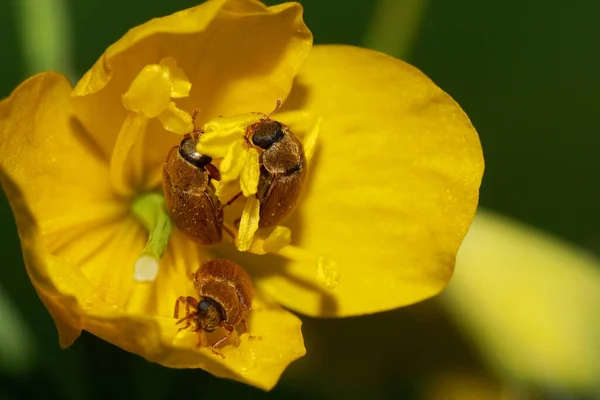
[0,0,598,399]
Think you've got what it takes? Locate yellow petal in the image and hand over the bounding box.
[240,147,260,196]
[71,0,312,175]
[157,101,194,135]
[0,72,123,345]
[237,196,260,251]
[159,57,191,98]
[442,210,600,392]
[109,112,148,196]
[0,73,122,239]
[252,45,484,317]
[122,64,171,118]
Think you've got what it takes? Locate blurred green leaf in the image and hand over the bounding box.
[13,0,74,78]
[363,0,429,60]
[444,210,600,393]
[0,390,14,400]
[0,282,36,376]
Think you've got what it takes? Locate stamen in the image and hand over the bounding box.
[220,140,246,182]
[110,113,148,197]
[122,64,172,117]
[131,193,173,282]
[159,57,191,98]
[157,101,194,134]
[114,58,193,195]
[237,196,260,251]
[240,148,260,196]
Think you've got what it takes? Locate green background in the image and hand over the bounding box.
[1,0,598,398]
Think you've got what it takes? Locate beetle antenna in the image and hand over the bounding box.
[264,99,282,119]
[188,108,204,140]
[251,99,282,120]
[191,108,200,123]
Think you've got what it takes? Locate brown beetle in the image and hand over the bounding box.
[246,100,307,228]
[174,259,254,357]
[162,125,224,245]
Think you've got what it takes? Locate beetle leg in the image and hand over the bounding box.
[174,296,198,331]
[185,296,198,312]
[174,296,188,318]
[220,191,243,210]
[211,349,225,359]
[222,224,236,241]
[244,135,253,148]
[210,325,234,358]
[176,313,197,331]
[193,325,204,348]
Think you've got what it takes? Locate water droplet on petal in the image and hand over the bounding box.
[316,256,340,290]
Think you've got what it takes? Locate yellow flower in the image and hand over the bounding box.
[0,0,483,391]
